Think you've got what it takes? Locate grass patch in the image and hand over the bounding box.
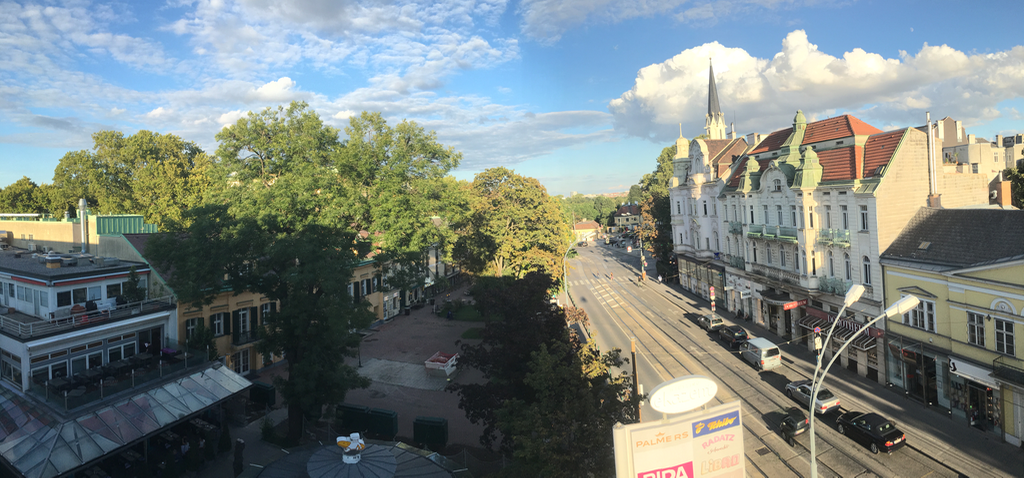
[461,327,483,340]
[453,306,482,321]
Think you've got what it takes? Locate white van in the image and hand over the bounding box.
[741,337,782,372]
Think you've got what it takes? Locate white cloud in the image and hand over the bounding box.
[251,77,299,103]
[609,30,1024,143]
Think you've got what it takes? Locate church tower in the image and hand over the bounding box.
[704,60,727,140]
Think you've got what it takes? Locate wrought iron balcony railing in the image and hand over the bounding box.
[817,229,851,247]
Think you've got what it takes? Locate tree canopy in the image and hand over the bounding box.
[638,145,677,273]
[453,167,571,278]
[51,130,213,228]
[0,177,46,214]
[1006,163,1024,209]
[450,273,639,474]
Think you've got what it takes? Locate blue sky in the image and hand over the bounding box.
[2,0,1023,198]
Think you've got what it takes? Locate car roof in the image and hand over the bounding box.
[786,407,806,419]
[789,379,812,387]
[861,413,890,426]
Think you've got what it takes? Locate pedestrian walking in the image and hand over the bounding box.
[233,438,245,477]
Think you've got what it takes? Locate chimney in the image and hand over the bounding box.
[967,133,975,144]
[729,122,736,140]
[746,133,762,148]
[996,135,1003,147]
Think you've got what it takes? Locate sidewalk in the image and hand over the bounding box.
[198,284,491,477]
[652,279,1023,478]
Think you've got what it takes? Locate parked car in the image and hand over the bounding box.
[785,379,841,415]
[740,337,782,372]
[697,314,724,332]
[780,407,809,446]
[718,325,748,348]
[577,241,588,247]
[836,411,907,455]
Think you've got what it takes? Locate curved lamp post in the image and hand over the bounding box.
[809,293,920,477]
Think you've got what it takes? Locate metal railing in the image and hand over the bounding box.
[29,338,212,412]
[728,222,744,235]
[750,262,801,286]
[818,276,853,295]
[727,255,746,269]
[745,224,797,243]
[0,296,176,340]
[994,356,1024,388]
[816,229,851,247]
[232,329,259,346]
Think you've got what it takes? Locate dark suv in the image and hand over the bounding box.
[718,325,748,348]
[780,407,809,446]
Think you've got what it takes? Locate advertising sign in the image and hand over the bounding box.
[782,299,807,311]
[613,401,744,478]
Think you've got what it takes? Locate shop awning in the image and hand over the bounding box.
[798,316,877,351]
[949,356,999,390]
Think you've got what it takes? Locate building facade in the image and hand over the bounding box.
[881,207,1024,445]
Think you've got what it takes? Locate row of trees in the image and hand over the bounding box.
[3,102,572,444]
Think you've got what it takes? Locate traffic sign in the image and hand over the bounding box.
[814,327,821,334]
[709,286,715,301]
[627,246,632,253]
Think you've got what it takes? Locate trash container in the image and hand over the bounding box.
[250,382,276,407]
[368,408,398,439]
[338,404,370,432]
[413,416,448,448]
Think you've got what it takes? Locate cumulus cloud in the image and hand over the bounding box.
[609,30,1024,142]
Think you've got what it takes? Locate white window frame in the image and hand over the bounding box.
[996,319,1015,356]
[967,312,986,347]
[185,317,199,340]
[902,298,935,333]
[862,256,872,285]
[844,253,851,281]
[860,205,869,231]
[825,206,832,228]
[211,312,227,337]
[841,205,849,230]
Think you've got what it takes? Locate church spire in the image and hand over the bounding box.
[705,59,727,140]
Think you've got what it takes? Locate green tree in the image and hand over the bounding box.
[639,145,677,269]
[148,102,373,444]
[0,176,45,214]
[593,196,617,226]
[626,184,643,204]
[451,274,639,469]
[452,168,571,278]
[1006,163,1024,209]
[50,131,213,228]
[122,266,147,303]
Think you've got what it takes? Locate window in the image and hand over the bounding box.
[862,256,871,285]
[726,237,732,255]
[185,317,199,340]
[841,205,849,230]
[780,246,786,267]
[361,280,370,296]
[844,253,851,280]
[808,207,815,228]
[828,251,835,277]
[825,206,832,228]
[676,201,681,214]
[87,286,101,301]
[996,319,1015,356]
[372,277,379,293]
[766,246,773,265]
[777,205,783,225]
[713,233,719,251]
[72,287,87,305]
[679,233,684,244]
[106,283,122,298]
[732,206,737,222]
[967,313,985,347]
[860,205,869,231]
[902,298,935,332]
[703,201,708,216]
[38,291,47,308]
[238,308,251,335]
[57,291,71,307]
[16,286,25,301]
[749,206,754,224]
[713,202,717,215]
[705,238,710,249]
[763,205,769,224]
[791,206,797,227]
[211,312,227,336]
[773,179,782,192]
[972,164,979,174]
[753,243,758,262]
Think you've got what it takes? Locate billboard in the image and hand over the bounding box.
[613,401,743,478]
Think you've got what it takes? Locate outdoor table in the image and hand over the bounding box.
[80,368,103,383]
[132,352,153,367]
[190,418,216,433]
[108,359,131,375]
[49,377,73,392]
[175,352,193,362]
[68,387,86,398]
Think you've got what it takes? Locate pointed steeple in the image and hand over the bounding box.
[705,59,727,140]
[708,60,722,117]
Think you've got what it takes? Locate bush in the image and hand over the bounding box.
[261,416,278,443]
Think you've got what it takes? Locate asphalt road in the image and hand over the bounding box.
[566,240,1012,478]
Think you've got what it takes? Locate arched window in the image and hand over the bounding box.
[780,246,786,267]
[753,243,758,262]
[828,251,835,277]
[801,251,807,274]
[766,245,773,264]
[862,256,872,285]
[713,232,719,251]
[844,253,851,280]
[727,237,732,255]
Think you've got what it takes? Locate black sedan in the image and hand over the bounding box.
[780,407,809,446]
[718,326,748,348]
[836,411,906,455]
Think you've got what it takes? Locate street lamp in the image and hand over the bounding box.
[809,293,920,477]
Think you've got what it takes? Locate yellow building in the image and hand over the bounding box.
[881,207,1024,445]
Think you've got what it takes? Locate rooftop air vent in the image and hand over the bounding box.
[918,242,931,251]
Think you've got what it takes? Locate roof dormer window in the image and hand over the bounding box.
[773,179,782,192]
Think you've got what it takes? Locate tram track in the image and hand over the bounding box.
[571,248,959,478]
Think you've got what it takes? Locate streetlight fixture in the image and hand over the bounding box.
[809,293,920,477]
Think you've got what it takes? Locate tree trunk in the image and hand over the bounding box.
[287,402,303,444]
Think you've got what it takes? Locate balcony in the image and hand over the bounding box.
[0,296,176,341]
[727,255,746,269]
[818,276,853,295]
[728,221,743,235]
[750,262,801,286]
[746,225,798,243]
[233,329,259,346]
[994,356,1024,388]
[817,229,851,247]
[28,338,211,412]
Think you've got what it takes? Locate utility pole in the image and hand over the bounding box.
[631,337,641,421]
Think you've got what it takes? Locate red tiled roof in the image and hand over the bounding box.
[817,147,857,182]
[725,157,773,188]
[714,139,749,176]
[862,129,906,178]
[749,128,792,154]
[615,205,640,216]
[574,221,601,230]
[803,115,882,144]
[703,139,734,162]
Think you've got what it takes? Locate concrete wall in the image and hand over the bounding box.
[0,218,99,254]
[874,129,931,268]
[936,172,990,208]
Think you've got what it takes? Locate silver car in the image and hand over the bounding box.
[785,379,841,415]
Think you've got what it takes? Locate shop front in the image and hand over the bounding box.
[725,274,756,323]
[886,338,941,406]
[799,310,883,383]
[760,289,794,339]
[949,356,1003,435]
[678,255,725,308]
